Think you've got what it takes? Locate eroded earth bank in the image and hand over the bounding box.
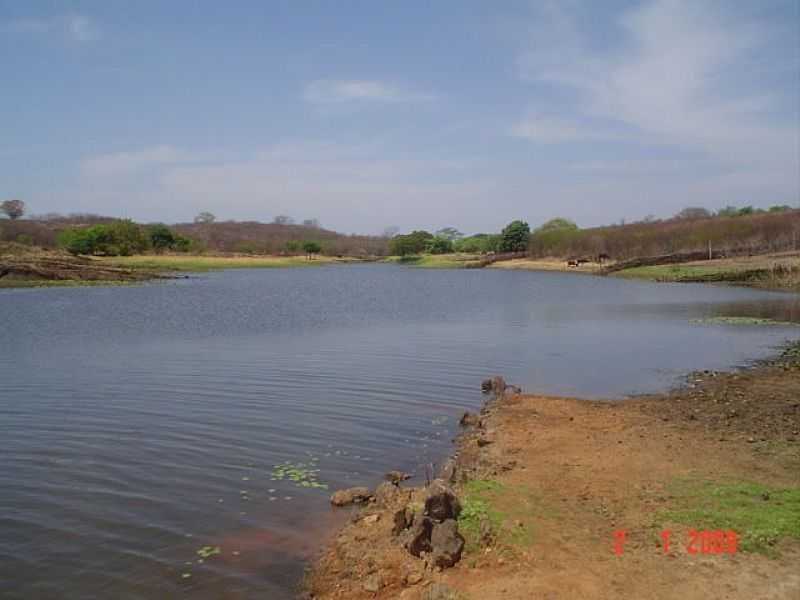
[304,347,800,600]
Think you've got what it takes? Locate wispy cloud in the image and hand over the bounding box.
[75,141,487,231]
[2,14,99,43]
[513,0,799,168]
[303,79,435,104]
[81,146,195,177]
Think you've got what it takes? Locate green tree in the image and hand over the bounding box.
[147,223,177,253]
[426,236,454,254]
[58,226,104,255]
[500,220,531,252]
[454,234,489,253]
[105,220,149,256]
[302,240,322,258]
[389,230,434,256]
[434,227,463,241]
[57,220,149,256]
[285,240,301,253]
[716,206,739,217]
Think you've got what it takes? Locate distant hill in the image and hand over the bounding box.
[527,209,800,261]
[0,216,391,257]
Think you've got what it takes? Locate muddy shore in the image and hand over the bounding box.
[304,343,800,600]
[0,243,165,287]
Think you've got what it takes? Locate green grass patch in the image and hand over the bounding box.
[384,253,481,269]
[457,479,543,553]
[657,479,800,555]
[616,264,733,281]
[98,254,335,272]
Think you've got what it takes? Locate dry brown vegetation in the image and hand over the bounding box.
[528,210,800,261]
[0,242,161,285]
[0,217,391,257]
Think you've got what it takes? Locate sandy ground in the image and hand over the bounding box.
[488,257,605,273]
[306,354,800,600]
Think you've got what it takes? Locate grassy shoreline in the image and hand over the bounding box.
[489,252,800,292]
[382,253,482,268]
[97,254,343,271]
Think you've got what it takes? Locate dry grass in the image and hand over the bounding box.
[96,254,338,271]
[487,257,605,273]
[615,252,800,291]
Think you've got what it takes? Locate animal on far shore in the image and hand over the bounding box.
[597,253,611,263]
[567,259,579,268]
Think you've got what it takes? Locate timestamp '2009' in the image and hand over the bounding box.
[613,529,737,555]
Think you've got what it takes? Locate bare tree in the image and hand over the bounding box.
[435,227,464,241]
[194,211,216,224]
[273,215,294,225]
[382,226,400,239]
[1,199,26,220]
[675,207,711,220]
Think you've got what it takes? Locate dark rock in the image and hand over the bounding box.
[479,517,494,547]
[406,516,433,557]
[481,376,506,394]
[330,487,373,506]
[384,470,411,484]
[424,479,461,522]
[459,411,480,427]
[477,435,494,447]
[430,519,465,568]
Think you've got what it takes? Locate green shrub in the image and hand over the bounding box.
[390,230,434,256]
[57,219,150,256]
[426,236,454,254]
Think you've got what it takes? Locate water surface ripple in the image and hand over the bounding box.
[0,266,797,599]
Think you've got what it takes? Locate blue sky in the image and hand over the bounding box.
[1,1,798,234]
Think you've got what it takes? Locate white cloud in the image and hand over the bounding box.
[2,14,99,42]
[303,79,435,104]
[75,141,488,232]
[514,0,799,169]
[81,146,194,177]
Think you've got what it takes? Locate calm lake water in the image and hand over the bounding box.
[1,265,798,599]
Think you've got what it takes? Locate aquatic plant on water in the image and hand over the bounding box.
[270,458,328,490]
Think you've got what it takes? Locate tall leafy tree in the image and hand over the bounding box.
[500,220,530,252]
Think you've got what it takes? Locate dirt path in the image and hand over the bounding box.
[306,353,800,600]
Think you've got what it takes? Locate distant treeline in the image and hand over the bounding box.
[526,209,800,260]
[1,205,798,260]
[0,214,391,257]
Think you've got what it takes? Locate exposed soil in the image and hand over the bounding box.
[0,243,164,285]
[304,346,800,600]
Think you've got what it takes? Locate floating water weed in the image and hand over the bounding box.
[270,459,328,490]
